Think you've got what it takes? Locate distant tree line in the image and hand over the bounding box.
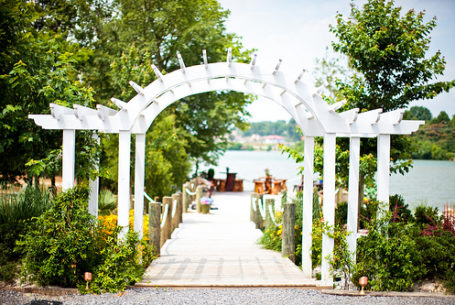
[404,106,455,160]
[241,119,301,141]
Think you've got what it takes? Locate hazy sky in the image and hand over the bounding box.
[218,0,455,122]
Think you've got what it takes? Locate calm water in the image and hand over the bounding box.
[199,151,455,210]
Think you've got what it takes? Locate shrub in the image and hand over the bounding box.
[98,189,117,215]
[18,186,102,287]
[335,201,348,226]
[353,214,424,291]
[83,230,154,294]
[389,194,413,223]
[18,186,154,292]
[414,205,442,229]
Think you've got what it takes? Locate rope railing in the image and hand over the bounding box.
[160,204,169,229]
[268,203,281,226]
[258,197,266,219]
[171,199,177,218]
[185,188,197,196]
[144,191,154,203]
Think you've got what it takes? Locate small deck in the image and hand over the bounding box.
[138,192,316,287]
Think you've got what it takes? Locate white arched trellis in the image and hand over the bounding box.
[29,49,424,285]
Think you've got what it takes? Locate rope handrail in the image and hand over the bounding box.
[268,203,281,226]
[160,204,169,228]
[171,199,177,218]
[251,197,257,212]
[258,198,266,219]
[144,191,154,203]
[185,188,197,196]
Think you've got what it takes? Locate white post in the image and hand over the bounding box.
[302,136,314,278]
[88,132,100,217]
[134,133,146,239]
[347,137,360,261]
[321,133,336,285]
[118,130,131,239]
[377,134,391,216]
[62,129,76,191]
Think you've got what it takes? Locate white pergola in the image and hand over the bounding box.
[29,49,423,285]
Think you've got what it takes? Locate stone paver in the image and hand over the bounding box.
[139,192,316,287]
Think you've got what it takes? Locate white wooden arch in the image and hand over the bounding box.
[29,49,424,285]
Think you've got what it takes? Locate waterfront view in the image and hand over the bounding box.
[200,150,455,210]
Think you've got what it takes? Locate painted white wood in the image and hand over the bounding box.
[88,132,100,217]
[134,133,146,239]
[321,133,336,285]
[118,130,131,239]
[302,136,314,278]
[377,134,391,216]
[62,129,76,191]
[347,137,360,262]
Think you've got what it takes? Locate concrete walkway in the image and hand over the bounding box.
[138,192,316,287]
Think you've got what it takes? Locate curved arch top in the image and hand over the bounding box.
[29,50,424,137]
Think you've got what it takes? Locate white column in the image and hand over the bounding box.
[118,130,131,239]
[377,134,391,216]
[321,133,336,285]
[62,129,76,191]
[134,133,146,239]
[347,137,360,261]
[302,136,314,278]
[88,132,100,218]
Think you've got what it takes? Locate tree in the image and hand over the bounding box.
[431,111,450,124]
[330,0,455,111]
[0,1,99,184]
[403,106,433,122]
[328,0,454,197]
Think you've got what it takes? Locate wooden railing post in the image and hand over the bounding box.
[282,202,296,262]
[255,196,264,230]
[265,198,275,229]
[177,192,183,224]
[182,182,190,212]
[149,202,161,256]
[196,185,203,213]
[161,197,173,247]
[171,193,180,231]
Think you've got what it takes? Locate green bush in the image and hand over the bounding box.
[18,185,154,292]
[18,186,101,287]
[353,214,424,291]
[389,194,413,223]
[414,205,442,229]
[83,230,154,293]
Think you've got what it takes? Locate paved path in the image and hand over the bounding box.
[138,192,316,287]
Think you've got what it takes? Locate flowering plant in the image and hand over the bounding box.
[201,197,213,205]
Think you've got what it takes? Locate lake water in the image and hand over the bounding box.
[199,150,455,210]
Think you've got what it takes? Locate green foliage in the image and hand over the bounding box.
[408,114,455,160]
[241,119,301,142]
[259,226,282,253]
[18,185,154,292]
[389,194,413,223]
[353,213,424,291]
[413,205,442,229]
[0,185,53,262]
[335,201,348,226]
[83,231,154,294]
[404,106,433,122]
[323,223,354,288]
[330,0,455,111]
[98,189,117,216]
[18,186,101,287]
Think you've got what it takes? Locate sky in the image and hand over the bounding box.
[218,0,455,122]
